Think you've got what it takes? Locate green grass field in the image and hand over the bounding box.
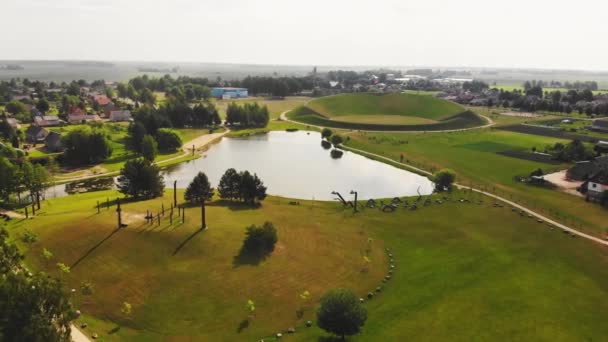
[8,189,608,341]
[307,93,464,121]
[215,97,310,120]
[344,127,608,237]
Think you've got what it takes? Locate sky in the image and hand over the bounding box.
[2,0,608,70]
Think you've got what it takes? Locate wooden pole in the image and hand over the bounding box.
[31,202,36,216]
[162,203,165,216]
[157,213,160,226]
[116,198,122,228]
[25,206,28,218]
[170,207,173,224]
[97,201,100,214]
[106,197,110,210]
[182,206,185,223]
[173,181,177,207]
[36,192,41,210]
[201,200,206,229]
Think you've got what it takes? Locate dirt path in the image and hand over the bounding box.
[71,324,91,342]
[544,170,584,197]
[279,110,495,133]
[341,144,608,247]
[54,130,229,184]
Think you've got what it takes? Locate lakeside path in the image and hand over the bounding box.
[341,144,608,247]
[54,129,229,184]
[71,324,90,342]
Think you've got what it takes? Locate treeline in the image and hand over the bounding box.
[118,74,213,103]
[237,76,313,97]
[218,168,267,205]
[524,80,599,91]
[0,145,50,206]
[225,102,270,127]
[496,88,607,115]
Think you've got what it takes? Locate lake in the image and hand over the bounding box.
[46,131,434,201]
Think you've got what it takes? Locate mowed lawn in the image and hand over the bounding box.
[7,189,608,341]
[306,93,464,121]
[345,128,608,236]
[215,96,310,120]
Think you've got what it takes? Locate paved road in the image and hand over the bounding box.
[341,145,608,247]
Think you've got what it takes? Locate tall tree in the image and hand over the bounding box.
[218,168,241,201]
[117,159,164,199]
[185,172,213,204]
[141,134,158,161]
[316,288,367,340]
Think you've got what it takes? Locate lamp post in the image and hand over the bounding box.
[350,190,358,212]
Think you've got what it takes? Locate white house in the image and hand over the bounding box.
[586,170,608,200]
[109,110,132,121]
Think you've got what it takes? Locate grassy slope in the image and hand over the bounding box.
[215,96,310,120]
[8,190,608,341]
[307,93,464,121]
[344,126,608,236]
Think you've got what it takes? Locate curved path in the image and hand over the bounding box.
[54,130,229,184]
[279,110,495,133]
[341,144,608,247]
[71,324,91,342]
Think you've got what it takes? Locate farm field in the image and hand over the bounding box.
[287,93,486,131]
[8,189,608,341]
[343,128,608,236]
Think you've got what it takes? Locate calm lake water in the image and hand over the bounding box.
[46,131,434,201]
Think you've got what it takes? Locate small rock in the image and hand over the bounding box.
[388,253,393,257]
[81,323,88,329]
[92,333,98,339]
[359,298,365,303]
[287,327,295,334]
[276,333,282,338]
[390,264,395,269]
[75,310,81,316]
[386,275,391,280]
[367,292,374,299]
[376,286,382,292]
[388,270,393,275]
[306,320,313,327]
[382,279,387,283]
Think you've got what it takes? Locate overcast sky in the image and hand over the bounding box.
[2,0,608,70]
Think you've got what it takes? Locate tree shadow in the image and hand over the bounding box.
[207,200,262,211]
[172,228,205,256]
[232,246,271,267]
[318,336,347,342]
[108,326,121,334]
[236,319,249,333]
[71,228,121,269]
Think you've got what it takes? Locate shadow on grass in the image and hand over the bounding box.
[206,200,262,212]
[318,336,347,342]
[236,319,249,333]
[232,247,271,267]
[172,228,205,256]
[71,228,121,269]
[108,326,121,334]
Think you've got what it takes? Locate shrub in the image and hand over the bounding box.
[433,169,456,192]
[317,288,367,339]
[242,222,277,257]
[330,149,344,159]
[156,128,182,152]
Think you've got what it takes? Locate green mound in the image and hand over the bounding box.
[288,93,486,131]
[308,93,464,121]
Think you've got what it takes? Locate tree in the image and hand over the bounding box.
[185,172,213,204]
[330,134,344,147]
[239,171,267,205]
[321,128,333,140]
[317,288,367,340]
[62,126,113,164]
[433,169,456,192]
[5,100,27,115]
[141,134,158,161]
[242,222,278,257]
[0,157,18,202]
[36,98,50,113]
[127,121,147,152]
[117,159,164,199]
[155,128,182,152]
[218,168,241,200]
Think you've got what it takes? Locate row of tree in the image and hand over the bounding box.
[225,102,270,127]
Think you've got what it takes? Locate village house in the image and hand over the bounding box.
[34,115,63,127]
[67,113,101,124]
[6,118,20,129]
[591,119,608,132]
[44,131,63,152]
[25,125,49,143]
[585,169,608,201]
[103,102,117,117]
[568,156,608,181]
[109,110,132,121]
[92,94,112,107]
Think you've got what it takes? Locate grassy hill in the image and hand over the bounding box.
[288,93,486,131]
[8,189,608,341]
[307,93,464,121]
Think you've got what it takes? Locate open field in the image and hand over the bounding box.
[7,189,608,341]
[343,128,608,237]
[215,96,310,120]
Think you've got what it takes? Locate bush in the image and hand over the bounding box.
[330,149,344,159]
[242,222,277,257]
[317,288,367,339]
[321,140,332,150]
[433,169,456,192]
[156,128,182,152]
